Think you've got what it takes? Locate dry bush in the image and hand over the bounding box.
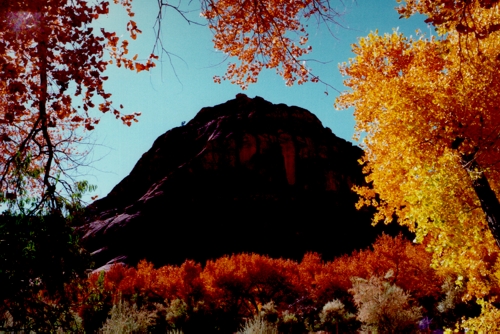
[237,314,278,334]
[98,300,156,334]
[350,270,422,334]
[319,299,357,334]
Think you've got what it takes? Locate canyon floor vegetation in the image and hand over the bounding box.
[0,233,482,333]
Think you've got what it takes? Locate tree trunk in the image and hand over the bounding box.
[463,155,500,248]
[37,15,56,209]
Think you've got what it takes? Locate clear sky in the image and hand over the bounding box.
[78,0,429,202]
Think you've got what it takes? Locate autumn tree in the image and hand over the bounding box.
[335,0,500,327]
[0,0,157,213]
[0,2,158,329]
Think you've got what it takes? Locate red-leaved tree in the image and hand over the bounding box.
[0,0,156,212]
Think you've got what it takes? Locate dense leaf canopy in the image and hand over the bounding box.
[336,0,500,327]
[202,0,340,88]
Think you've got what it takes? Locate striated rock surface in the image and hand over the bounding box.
[79,94,404,268]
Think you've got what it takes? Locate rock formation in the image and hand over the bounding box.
[79,94,405,268]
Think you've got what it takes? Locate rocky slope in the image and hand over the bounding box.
[79,94,404,268]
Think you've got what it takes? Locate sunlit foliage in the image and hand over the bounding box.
[202,0,341,88]
[336,0,500,328]
[68,235,442,332]
[328,234,442,301]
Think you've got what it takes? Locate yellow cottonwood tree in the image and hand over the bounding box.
[335,0,500,328]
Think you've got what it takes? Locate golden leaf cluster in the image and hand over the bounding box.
[336,0,500,329]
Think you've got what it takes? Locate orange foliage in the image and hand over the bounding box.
[328,234,442,300]
[201,0,340,88]
[72,234,442,330]
[396,0,500,37]
[202,254,300,316]
[81,260,204,305]
[290,234,443,307]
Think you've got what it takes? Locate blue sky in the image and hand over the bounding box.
[79,0,429,202]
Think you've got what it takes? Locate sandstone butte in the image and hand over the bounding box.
[78,94,407,270]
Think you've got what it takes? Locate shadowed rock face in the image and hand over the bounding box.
[79,94,405,268]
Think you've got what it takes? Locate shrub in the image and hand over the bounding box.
[319,299,357,334]
[73,259,207,332]
[201,253,300,331]
[260,301,279,324]
[350,270,422,334]
[166,330,184,334]
[68,235,446,333]
[0,213,90,332]
[277,310,304,334]
[164,299,189,330]
[328,234,443,301]
[237,314,278,334]
[98,300,156,333]
[202,254,299,314]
